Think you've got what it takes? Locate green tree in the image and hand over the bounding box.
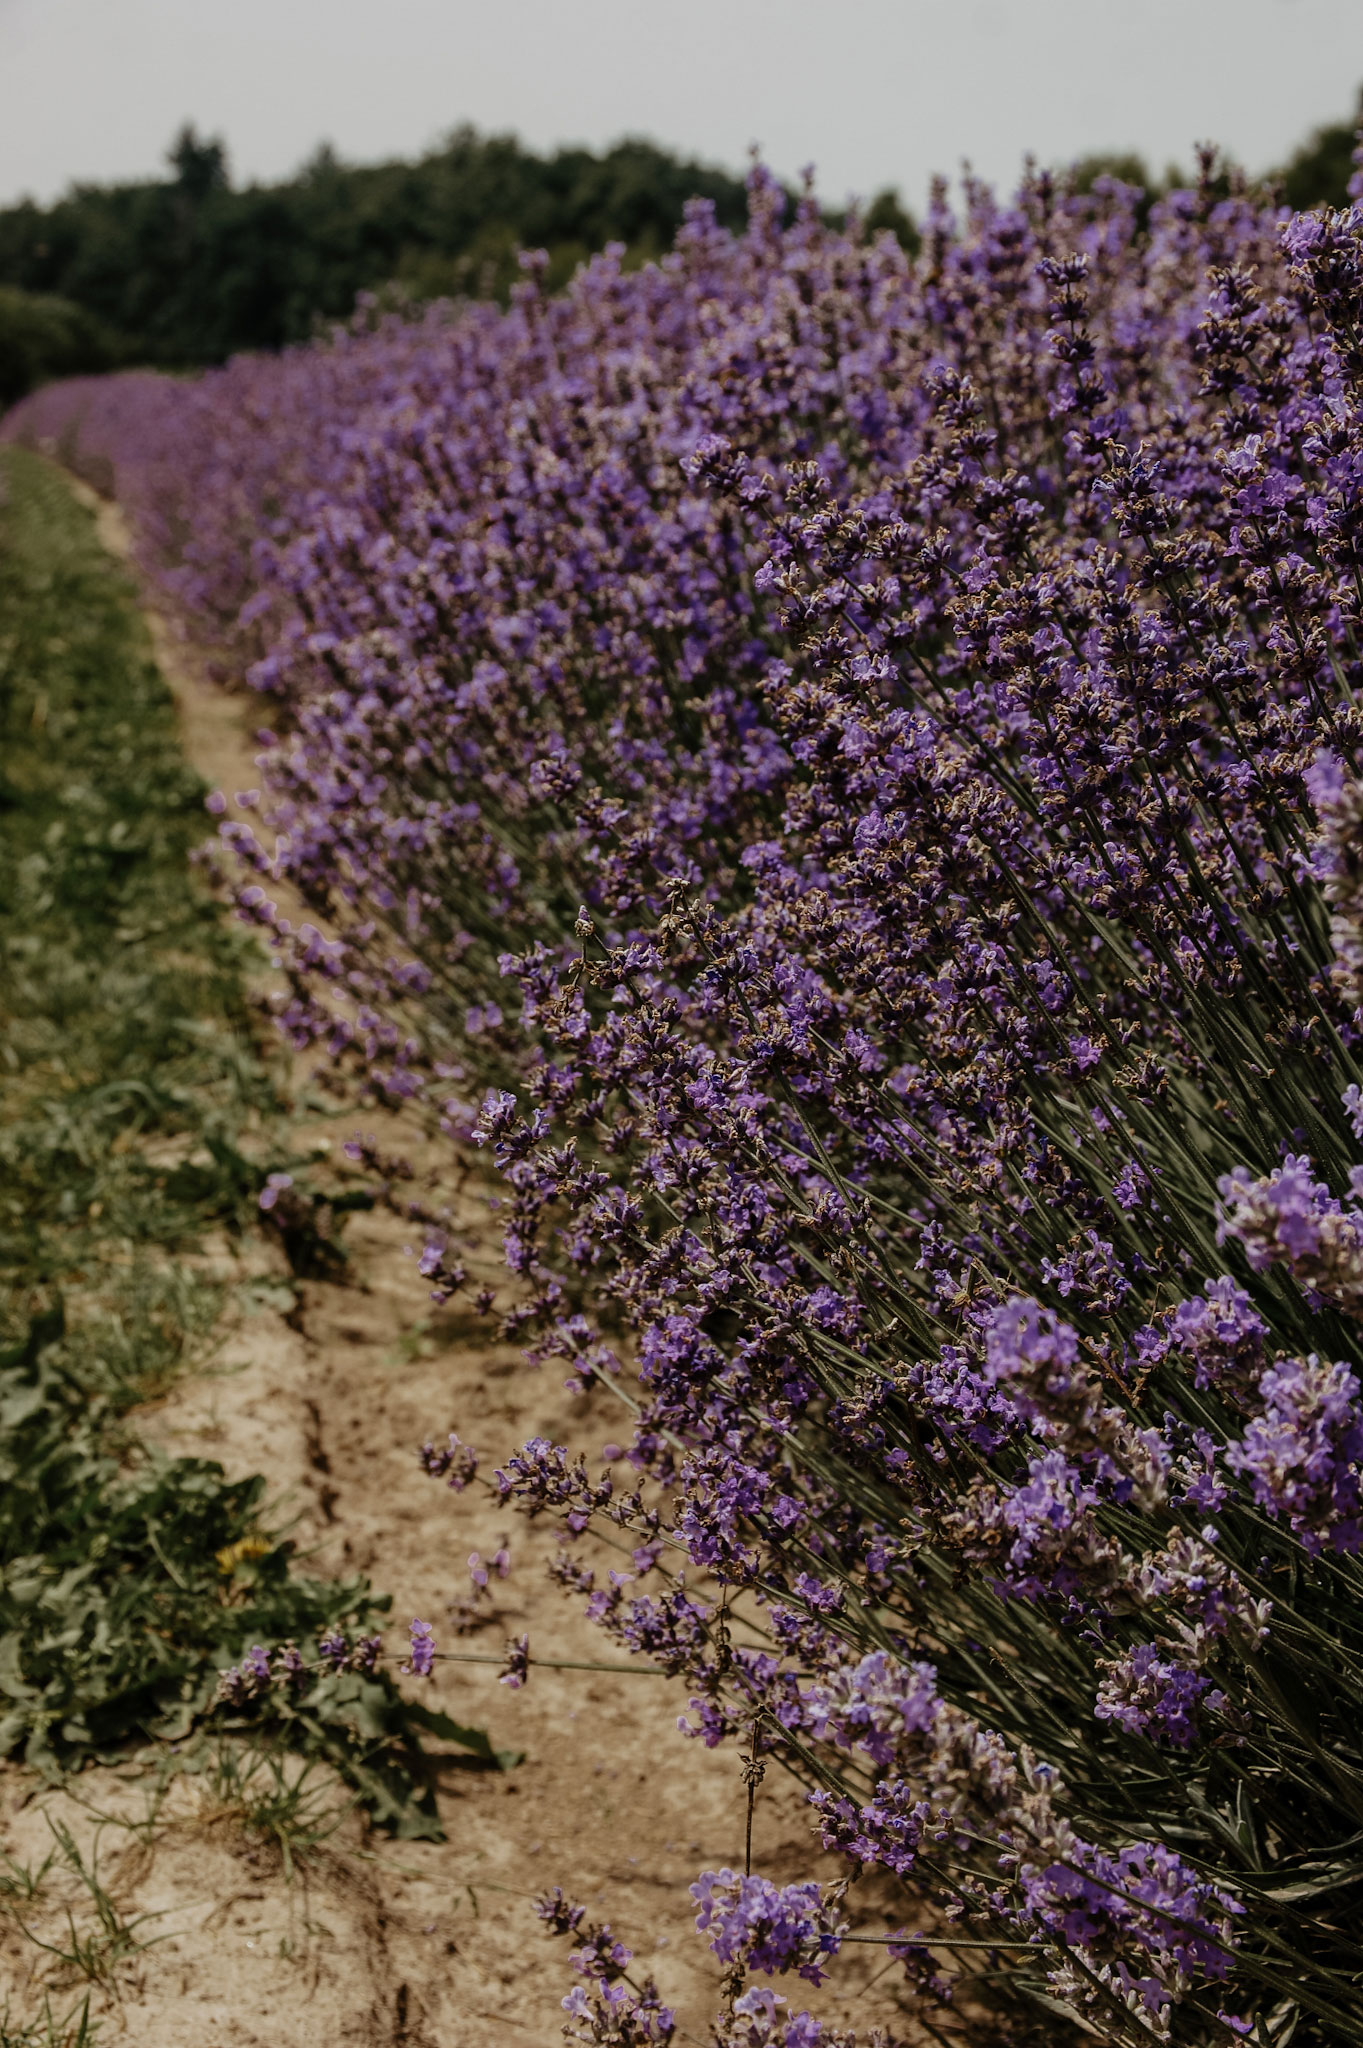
[862,188,920,254]
[1276,94,1361,210]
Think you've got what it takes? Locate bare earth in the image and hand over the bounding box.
[0,484,915,2045]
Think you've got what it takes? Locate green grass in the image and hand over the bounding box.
[0,447,489,1836]
[0,1996,95,2048]
[188,1740,353,1881]
[8,1816,165,1992]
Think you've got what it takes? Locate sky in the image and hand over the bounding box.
[1,0,1361,214]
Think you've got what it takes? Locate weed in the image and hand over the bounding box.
[191,1740,352,1880]
[0,1994,96,2048]
[0,1298,388,1782]
[0,1848,53,1906]
[11,1818,164,1991]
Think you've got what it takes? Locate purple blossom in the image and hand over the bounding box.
[500,1633,530,1688]
[535,1888,586,1935]
[1228,1355,1363,1552]
[272,1642,306,1690]
[799,1652,940,1769]
[560,1979,675,2047]
[1160,1278,1268,1391]
[1011,1837,1241,2014]
[715,1989,874,2048]
[1093,1643,1219,1748]
[215,1644,275,1709]
[403,1618,435,1678]
[242,1644,271,1685]
[417,1431,479,1490]
[1218,1155,1363,1312]
[690,1871,847,1984]
[351,1632,383,1675]
[538,1889,675,2046]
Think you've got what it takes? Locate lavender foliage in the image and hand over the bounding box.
[16,149,1363,2045]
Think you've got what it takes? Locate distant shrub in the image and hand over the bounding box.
[1278,93,1363,211]
[0,287,120,408]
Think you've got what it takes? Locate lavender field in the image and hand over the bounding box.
[9,143,1363,2047]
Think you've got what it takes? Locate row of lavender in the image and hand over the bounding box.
[11,155,1363,2046]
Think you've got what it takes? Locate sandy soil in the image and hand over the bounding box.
[0,483,918,2046]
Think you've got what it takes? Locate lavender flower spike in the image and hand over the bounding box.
[500,1633,531,1688]
[691,1871,847,1984]
[403,1618,435,1678]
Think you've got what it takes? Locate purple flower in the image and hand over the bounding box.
[1217,1155,1363,1312]
[403,1618,435,1678]
[500,1633,530,1688]
[258,1171,293,1212]
[417,1431,479,1490]
[1228,1355,1363,1552]
[535,1888,586,1935]
[560,1978,675,2045]
[719,1990,837,2048]
[1094,1643,1217,1748]
[1011,1836,1241,2011]
[799,1652,940,1768]
[1162,1278,1267,1391]
[272,1642,306,1690]
[691,1870,847,1983]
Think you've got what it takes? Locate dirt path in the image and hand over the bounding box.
[0,483,913,2047]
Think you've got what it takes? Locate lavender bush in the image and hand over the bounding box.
[13,146,1363,2045]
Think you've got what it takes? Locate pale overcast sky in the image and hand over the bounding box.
[1,0,1360,213]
